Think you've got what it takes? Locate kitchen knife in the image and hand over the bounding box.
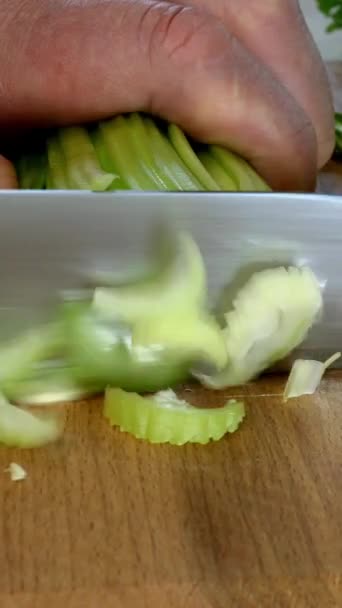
[0,190,341,367]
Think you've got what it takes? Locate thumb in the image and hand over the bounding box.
[1,0,316,191]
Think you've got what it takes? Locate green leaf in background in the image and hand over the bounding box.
[317,1,342,32]
[335,113,342,154]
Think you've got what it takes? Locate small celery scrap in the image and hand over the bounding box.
[0,392,62,448]
[283,352,341,401]
[5,462,27,482]
[104,387,245,445]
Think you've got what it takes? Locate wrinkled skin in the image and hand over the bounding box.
[0,0,335,191]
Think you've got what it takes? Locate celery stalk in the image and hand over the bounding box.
[47,137,69,189]
[91,128,128,190]
[17,153,46,189]
[58,127,118,191]
[144,118,203,190]
[210,145,270,191]
[168,124,220,190]
[99,117,160,190]
[197,151,236,190]
[126,114,170,190]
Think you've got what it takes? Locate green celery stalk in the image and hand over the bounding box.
[126,113,171,190]
[99,116,161,190]
[168,124,220,190]
[213,145,271,192]
[17,152,47,190]
[335,113,342,154]
[210,146,256,191]
[143,117,203,190]
[47,136,69,189]
[58,126,118,191]
[91,128,128,190]
[197,151,236,190]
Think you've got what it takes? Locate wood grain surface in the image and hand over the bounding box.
[0,374,341,607]
[1,63,342,608]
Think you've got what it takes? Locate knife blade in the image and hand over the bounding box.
[0,190,341,368]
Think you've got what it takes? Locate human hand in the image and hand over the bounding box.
[0,0,335,190]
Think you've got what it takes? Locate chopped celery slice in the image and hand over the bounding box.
[0,392,62,448]
[47,136,69,189]
[198,151,236,190]
[198,267,322,388]
[0,323,65,387]
[168,124,219,190]
[144,117,202,190]
[93,231,206,323]
[104,387,245,445]
[58,127,118,190]
[4,361,93,406]
[210,145,270,191]
[283,352,341,401]
[132,312,228,372]
[64,304,190,391]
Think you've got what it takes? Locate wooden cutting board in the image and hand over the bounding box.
[1,64,342,608]
[0,375,341,608]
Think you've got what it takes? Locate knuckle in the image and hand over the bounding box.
[141,3,228,67]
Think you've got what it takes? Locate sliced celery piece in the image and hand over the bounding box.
[0,391,62,448]
[93,231,206,323]
[47,136,69,189]
[5,361,93,406]
[64,304,190,392]
[58,126,118,190]
[168,124,219,190]
[0,323,65,388]
[198,151,236,190]
[132,312,228,372]
[104,388,245,445]
[198,267,323,388]
[144,117,202,190]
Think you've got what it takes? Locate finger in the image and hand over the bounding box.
[0,0,316,190]
[0,155,18,188]
[174,0,335,168]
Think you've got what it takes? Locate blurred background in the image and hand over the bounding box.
[300,0,341,59]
